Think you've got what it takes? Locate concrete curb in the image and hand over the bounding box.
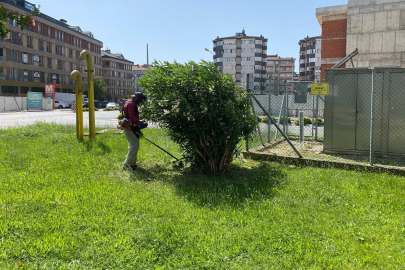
[242,151,405,176]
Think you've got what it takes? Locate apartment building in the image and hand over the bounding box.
[0,0,103,96]
[132,64,149,93]
[101,49,134,102]
[298,36,322,82]
[266,54,295,81]
[212,30,268,88]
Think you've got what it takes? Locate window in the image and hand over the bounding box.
[216,41,223,46]
[267,61,274,65]
[255,65,262,70]
[38,23,41,34]
[242,40,254,44]
[254,48,262,53]
[255,40,262,45]
[48,27,51,37]
[254,57,262,61]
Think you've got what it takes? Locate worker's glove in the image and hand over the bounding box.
[140,122,148,129]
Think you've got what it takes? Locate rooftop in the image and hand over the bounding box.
[267,54,295,60]
[132,64,150,71]
[102,50,134,64]
[0,0,102,44]
[213,29,267,42]
[316,4,348,26]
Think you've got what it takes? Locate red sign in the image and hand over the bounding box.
[45,84,56,109]
[45,84,55,94]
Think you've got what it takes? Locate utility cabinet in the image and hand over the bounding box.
[324,68,405,156]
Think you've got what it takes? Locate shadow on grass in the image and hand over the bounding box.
[131,162,286,208]
[82,140,111,154]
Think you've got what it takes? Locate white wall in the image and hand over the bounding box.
[0,97,53,111]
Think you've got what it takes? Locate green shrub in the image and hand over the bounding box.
[313,117,324,126]
[117,112,124,120]
[278,116,291,124]
[256,115,262,123]
[294,117,312,126]
[138,60,257,172]
[262,115,277,124]
[83,107,98,111]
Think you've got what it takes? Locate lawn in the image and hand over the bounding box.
[0,123,404,269]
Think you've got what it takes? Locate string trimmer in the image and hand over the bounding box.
[142,135,184,168]
[118,118,184,168]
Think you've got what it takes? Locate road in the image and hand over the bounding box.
[0,109,121,129]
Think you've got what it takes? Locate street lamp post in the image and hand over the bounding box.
[205,48,214,55]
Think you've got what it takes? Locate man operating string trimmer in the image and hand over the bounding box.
[122,93,148,171]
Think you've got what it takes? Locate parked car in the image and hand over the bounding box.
[100,101,110,109]
[83,100,100,108]
[55,100,69,109]
[106,102,117,109]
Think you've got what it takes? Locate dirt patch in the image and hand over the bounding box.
[250,139,405,168]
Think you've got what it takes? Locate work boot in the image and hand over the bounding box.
[123,164,137,172]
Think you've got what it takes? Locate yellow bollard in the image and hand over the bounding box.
[80,50,95,140]
[70,70,84,141]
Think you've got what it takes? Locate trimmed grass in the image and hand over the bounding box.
[1,123,405,269]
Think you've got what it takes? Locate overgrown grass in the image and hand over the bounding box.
[1,123,405,269]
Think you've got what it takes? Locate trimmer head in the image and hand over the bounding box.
[171,159,184,169]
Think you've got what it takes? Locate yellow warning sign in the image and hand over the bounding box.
[311,83,329,96]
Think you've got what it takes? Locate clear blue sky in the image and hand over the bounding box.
[35,0,348,70]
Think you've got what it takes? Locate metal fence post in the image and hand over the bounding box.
[299,111,304,149]
[247,74,265,147]
[284,81,289,136]
[246,75,250,152]
[370,69,376,165]
[315,95,319,140]
[268,77,272,143]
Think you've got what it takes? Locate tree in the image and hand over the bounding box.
[83,77,104,100]
[138,61,257,173]
[0,5,40,39]
[93,76,104,100]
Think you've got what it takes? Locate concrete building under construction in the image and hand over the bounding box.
[316,0,405,80]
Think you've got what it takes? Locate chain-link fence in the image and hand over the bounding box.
[245,68,405,169]
[245,75,324,159]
